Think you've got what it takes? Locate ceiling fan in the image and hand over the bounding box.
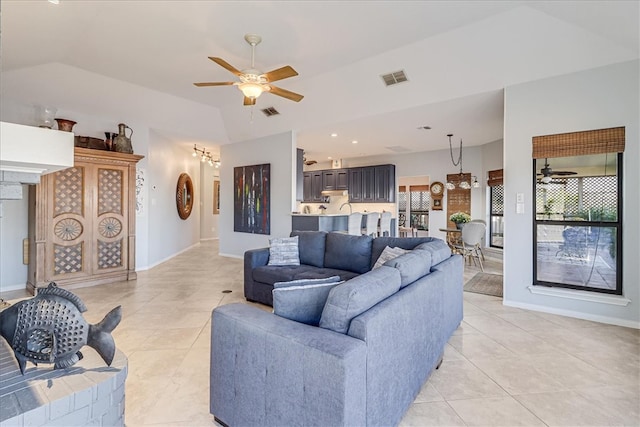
[537,158,577,183]
[194,34,304,106]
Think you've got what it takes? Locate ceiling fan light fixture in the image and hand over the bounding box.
[238,82,263,99]
[541,175,552,184]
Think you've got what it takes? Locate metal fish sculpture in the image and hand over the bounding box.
[0,282,122,374]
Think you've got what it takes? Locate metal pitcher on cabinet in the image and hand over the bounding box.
[113,123,134,154]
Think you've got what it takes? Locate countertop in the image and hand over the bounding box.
[291,213,349,217]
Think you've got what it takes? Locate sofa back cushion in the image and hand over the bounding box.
[324,232,373,274]
[383,250,432,288]
[319,266,401,334]
[370,237,436,270]
[290,231,327,268]
[272,276,343,326]
[414,240,451,266]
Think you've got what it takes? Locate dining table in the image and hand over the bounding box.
[439,227,462,249]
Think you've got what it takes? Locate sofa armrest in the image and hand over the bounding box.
[243,248,270,301]
[211,303,367,427]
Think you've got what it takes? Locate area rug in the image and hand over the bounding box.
[464,272,503,297]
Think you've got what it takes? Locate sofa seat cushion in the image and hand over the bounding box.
[290,231,327,268]
[293,268,360,282]
[319,266,401,334]
[272,276,343,326]
[253,265,320,286]
[324,232,373,274]
[414,240,451,266]
[383,250,432,288]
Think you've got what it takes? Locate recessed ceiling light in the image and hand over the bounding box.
[328,156,332,160]
[352,140,358,144]
[330,133,338,137]
[48,0,60,4]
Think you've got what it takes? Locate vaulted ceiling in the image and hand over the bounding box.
[1,1,638,162]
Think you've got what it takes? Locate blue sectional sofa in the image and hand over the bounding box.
[244,230,436,306]
[212,233,464,427]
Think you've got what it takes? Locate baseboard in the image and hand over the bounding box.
[136,242,202,271]
[0,283,26,293]
[218,252,243,260]
[200,237,219,241]
[503,299,640,329]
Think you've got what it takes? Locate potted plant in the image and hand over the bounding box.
[449,212,471,229]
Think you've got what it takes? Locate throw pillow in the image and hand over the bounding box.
[268,236,300,266]
[272,276,343,326]
[319,266,401,334]
[373,246,410,269]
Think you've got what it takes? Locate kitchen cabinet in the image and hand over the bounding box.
[348,168,363,202]
[27,148,143,294]
[303,171,324,202]
[348,164,395,203]
[322,169,348,191]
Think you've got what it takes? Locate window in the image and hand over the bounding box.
[532,127,624,295]
[487,169,503,248]
[490,185,504,248]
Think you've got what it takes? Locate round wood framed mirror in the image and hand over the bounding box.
[176,173,194,220]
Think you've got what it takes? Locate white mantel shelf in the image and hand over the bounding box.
[0,121,74,175]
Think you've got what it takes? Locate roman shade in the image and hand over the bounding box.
[532,126,625,159]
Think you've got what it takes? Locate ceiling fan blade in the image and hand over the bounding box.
[263,66,298,83]
[194,82,236,87]
[209,57,242,76]
[552,171,577,176]
[243,97,256,106]
[268,85,304,102]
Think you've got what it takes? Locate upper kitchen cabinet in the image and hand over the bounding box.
[348,164,395,203]
[303,171,324,202]
[322,169,348,191]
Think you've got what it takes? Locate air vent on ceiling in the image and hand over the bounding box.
[385,145,412,153]
[381,70,408,86]
[261,107,280,117]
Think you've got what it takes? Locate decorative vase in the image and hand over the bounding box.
[55,118,77,132]
[113,123,134,154]
[104,132,116,151]
[456,222,464,230]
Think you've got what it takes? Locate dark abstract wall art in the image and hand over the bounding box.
[233,163,270,234]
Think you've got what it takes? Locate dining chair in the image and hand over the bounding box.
[378,211,392,237]
[362,212,380,237]
[347,212,363,235]
[453,221,486,271]
[469,219,487,261]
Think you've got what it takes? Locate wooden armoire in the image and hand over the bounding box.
[27,148,143,294]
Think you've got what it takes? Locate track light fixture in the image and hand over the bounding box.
[192,144,221,168]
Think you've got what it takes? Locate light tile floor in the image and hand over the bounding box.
[2,240,638,426]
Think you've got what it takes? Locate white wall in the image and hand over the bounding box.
[145,130,201,267]
[200,163,220,240]
[0,196,29,291]
[219,132,297,258]
[503,60,639,327]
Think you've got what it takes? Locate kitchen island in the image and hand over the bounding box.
[291,214,349,233]
[291,214,396,236]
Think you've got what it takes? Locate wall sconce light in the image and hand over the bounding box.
[192,144,221,168]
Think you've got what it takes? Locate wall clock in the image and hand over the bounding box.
[430,181,444,210]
